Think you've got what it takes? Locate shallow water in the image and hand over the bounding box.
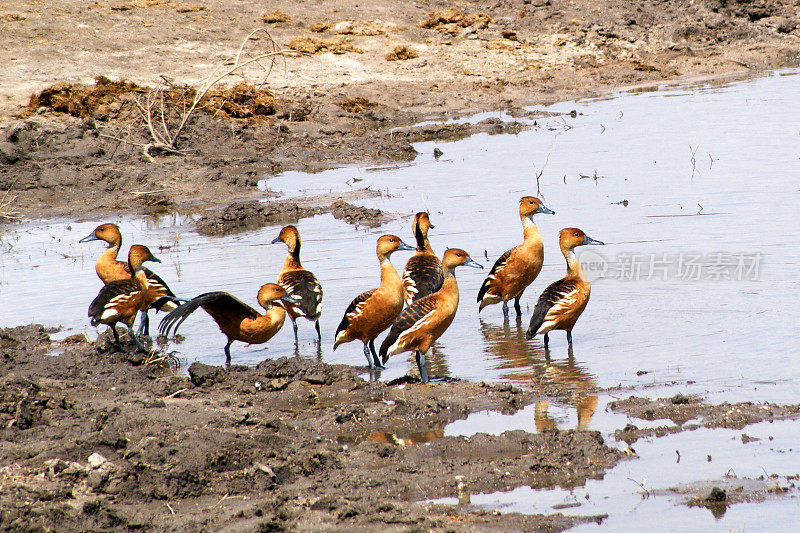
[2,68,800,528]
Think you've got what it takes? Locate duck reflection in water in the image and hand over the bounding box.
[478,319,597,429]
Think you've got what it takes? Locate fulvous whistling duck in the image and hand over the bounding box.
[80,223,177,336]
[271,225,323,343]
[477,196,555,317]
[333,235,415,369]
[158,283,295,365]
[402,212,444,305]
[88,244,162,352]
[526,228,604,347]
[380,248,483,383]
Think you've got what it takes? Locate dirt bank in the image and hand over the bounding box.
[1,0,799,222]
[1,325,620,531]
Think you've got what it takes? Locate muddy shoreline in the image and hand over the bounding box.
[2,0,799,224]
[3,325,798,530]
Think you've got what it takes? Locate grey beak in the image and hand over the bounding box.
[582,236,604,246]
[148,255,162,263]
[464,256,484,269]
[280,294,298,305]
[537,205,555,215]
[397,240,415,252]
[271,236,282,245]
[79,233,100,243]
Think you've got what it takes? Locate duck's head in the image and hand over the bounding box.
[519,196,555,218]
[257,283,297,308]
[127,244,161,271]
[271,225,300,251]
[559,228,604,250]
[377,234,415,257]
[412,212,434,237]
[442,248,483,270]
[80,223,122,246]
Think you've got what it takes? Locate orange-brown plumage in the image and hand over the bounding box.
[88,244,161,352]
[477,196,554,316]
[272,225,323,343]
[402,212,444,305]
[159,283,293,364]
[333,235,414,368]
[526,228,604,347]
[80,223,177,335]
[381,248,483,382]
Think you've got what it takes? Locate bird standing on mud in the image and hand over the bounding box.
[158,283,295,365]
[88,244,163,352]
[402,212,444,305]
[526,228,604,347]
[477,196,555,317]
[272,225,323,344]
[381,248,483,383]
[79,223,177,336]
[333,235,415,369]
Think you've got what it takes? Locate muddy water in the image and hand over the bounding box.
[1,69,800,526]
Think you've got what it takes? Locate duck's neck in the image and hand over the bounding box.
[564,248,587,281]
[379,255,401,287]
[97,240,121,272]
[414,224,432,252]
[132,266,150,290]
[521,215,542,243]
[282,247,302,270]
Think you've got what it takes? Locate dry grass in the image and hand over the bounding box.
[420,7,493,30]
[336,97,378,113]
[288,36,362,54]
[262,10,290,24]
[385,45,419,61]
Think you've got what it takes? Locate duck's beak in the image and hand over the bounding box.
[429,223,435,229]
[464,256,484,269]
[280,294,298,305]
[537,205,555,215]
[582,236,604,246]
[148,255,162,263]
[397,240,415,252]
[270,236,283,245]
[79,233,99,243]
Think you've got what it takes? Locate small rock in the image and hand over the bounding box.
[188,362,227,386]
[87,452,107,469]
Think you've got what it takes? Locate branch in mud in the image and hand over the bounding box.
[133,28,300,156]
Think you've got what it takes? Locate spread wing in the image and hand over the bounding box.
[526,279,581,337]
[402,254,443,304]
[477,247,514,302]
[279,269,323,320]
[158,292,258,337]
[88,279,142,324]
[380,295,438,363]
[335,289,376,338]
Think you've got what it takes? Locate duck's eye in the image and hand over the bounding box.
[574,232,580,236]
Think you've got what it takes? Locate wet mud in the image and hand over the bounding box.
[1,325,618,531]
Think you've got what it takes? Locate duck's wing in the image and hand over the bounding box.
[477,247,514,303]
[379,295,438,363]
[335,288,377,339]
[158,292,258,337]
[279,269,323,320]
[402,254,443,304]
[88,279,142,324]
[526,278,581,337]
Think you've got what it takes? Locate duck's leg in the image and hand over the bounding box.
[291,319,299,344]
[314,320,321,343]
[567,331,573,345]
[111,326,126,352]
[127,325,148,352]
[502,301,509,317]
[137,310,150,336]
[362,342,374,369]
[544,332,549,349]
[415,351,429,383]
[514,297,522,316]
[224,339,233,366]
[368,339,385,369]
